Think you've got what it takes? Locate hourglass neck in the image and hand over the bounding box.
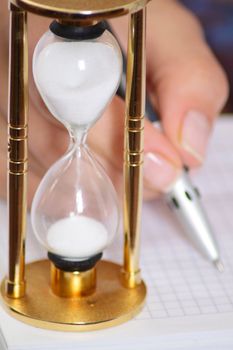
[69,126,88,146]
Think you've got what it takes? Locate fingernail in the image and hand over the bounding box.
[144,152,180,193]
[181,111,211,163]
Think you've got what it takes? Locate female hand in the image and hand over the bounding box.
[0,0,229,204]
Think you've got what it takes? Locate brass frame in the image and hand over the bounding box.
[123,8,146,288]
[6,4,28,299]
[1,0,149,330]
[11,0,148,20]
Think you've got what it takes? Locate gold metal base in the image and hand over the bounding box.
[50,263,96,298]
[5,279,26,298]
[0,259,146,331]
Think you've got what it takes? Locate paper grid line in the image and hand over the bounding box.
[133,120,233,321]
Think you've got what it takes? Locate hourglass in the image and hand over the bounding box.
[31,21,122,295]
[1,0,148,330]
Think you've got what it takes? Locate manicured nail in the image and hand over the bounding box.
[144,152,180,193]
[181,111,211,163]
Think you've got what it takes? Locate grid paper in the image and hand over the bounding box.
[106,118,233,321]
[137,195,233,321]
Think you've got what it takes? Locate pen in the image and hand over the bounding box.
[109,23,224,271]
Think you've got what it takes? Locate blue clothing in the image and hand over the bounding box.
[181,0,233,109]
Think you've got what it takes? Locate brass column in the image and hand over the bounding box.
[123,8,146,288]
[6,4,28,298]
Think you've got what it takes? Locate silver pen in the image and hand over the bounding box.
[112,23,223,271]
[165,169,223,271]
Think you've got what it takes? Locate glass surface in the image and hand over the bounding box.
[33,29,122,130]
[31,28,122,261]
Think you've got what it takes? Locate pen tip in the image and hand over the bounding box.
[214,259,224,272]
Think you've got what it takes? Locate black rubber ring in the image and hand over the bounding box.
[48,251,103,272]
[50,20,107,40]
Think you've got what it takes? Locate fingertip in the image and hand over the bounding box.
[143,120,182,195]
[179,110,213,166]
[163,108,213,168]
[144,119,182,168]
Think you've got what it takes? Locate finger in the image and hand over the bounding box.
[29,102,69,170]
[89,96,183,199]
[146,0,229,167]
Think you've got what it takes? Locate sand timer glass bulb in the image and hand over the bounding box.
[31,21,122,272]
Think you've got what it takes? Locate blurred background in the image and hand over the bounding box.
[181,0,233,112]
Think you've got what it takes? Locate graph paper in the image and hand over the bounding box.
[0,117,233,349]
[137,195,233,320]
[105,117,233,324]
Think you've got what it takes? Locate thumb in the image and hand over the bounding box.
[156,52,228,167]
[146,2,229,167]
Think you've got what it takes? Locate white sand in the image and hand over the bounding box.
[47,216,108,259]
[33,40,121,126]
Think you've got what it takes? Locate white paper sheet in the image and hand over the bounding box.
[1,117,233,349]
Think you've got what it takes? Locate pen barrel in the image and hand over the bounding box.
[123,8,146,288]
[165,172,219,263]
[6,4,28,298]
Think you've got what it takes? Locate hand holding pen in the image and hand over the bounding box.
[0,3,228,228]
[107,21,224,270]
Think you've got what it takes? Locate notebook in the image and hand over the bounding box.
[0,117,233,349]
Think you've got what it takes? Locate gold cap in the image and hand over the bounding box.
[50,263,96,298]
